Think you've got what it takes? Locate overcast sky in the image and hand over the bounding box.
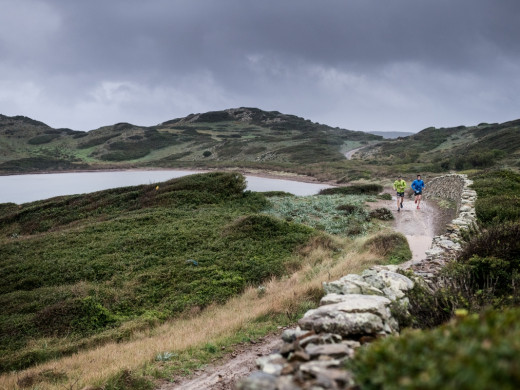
[0,0,518,132]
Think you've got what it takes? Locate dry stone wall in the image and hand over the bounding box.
[237,174,477,390]
[423,173,466,212]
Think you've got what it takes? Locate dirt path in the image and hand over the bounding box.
[344,146,365,160]
[158,334,283,390]
[368,191,455,264]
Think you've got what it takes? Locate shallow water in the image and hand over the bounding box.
[0,170,332,204]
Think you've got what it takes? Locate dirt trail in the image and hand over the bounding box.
[158,334,283,390]
[370,192,455,264]
[343,146,365,160]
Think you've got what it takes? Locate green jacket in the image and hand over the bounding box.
[393,179,407,193]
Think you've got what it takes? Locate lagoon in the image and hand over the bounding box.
[0,170,332,204]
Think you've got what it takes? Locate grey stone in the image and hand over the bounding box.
[304,343,354,359]
[282,328,309,343]
[360,269,414,301]
[257,353,285,376]
[299,360,341,376]
[237,371,278,390]
[323,274,383,296]
[299,295,397,336]
[276,375,302,390]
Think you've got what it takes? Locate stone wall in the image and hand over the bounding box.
[237,174,477,390]
[423,173,467,212]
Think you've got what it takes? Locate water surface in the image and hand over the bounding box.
[0,170,332,204]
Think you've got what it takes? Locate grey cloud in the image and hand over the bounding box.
[0,0,519,131]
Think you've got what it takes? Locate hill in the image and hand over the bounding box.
[0,108,381,174]
[0,172,316,371]
[357,119,520,171]
[366,131,415,139]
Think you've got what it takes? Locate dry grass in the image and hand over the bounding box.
[1,236,381,390]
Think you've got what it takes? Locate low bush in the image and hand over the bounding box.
[363,232,411,264]
[319,184,383,196]
[265,194,371,236]
[349,308,520,390]
[27,134,60,145]
[377,193,392,201]
[261,191,294,198]
[475,195,520,225]
[471,170,520,226]
[457,222,520,299]
[369,208,394,220]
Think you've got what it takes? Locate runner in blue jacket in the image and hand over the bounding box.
[411,174,425,209]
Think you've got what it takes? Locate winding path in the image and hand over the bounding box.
[343,146,365,160]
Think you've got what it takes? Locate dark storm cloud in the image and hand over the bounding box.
[0,0,519,131]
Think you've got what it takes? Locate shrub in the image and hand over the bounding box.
[319,184,383,196]
[377,193,392,200]
[369,208,394,220]
[336,204,362,214]
[27,134,60,145]
[261,191,294,198]
[349,308,520,390]
[475,195,520,225]
[459,221,520,264]
[265,194,371,236]
[456,222,520,299]
[34,296,118,336]
[203,150,212,157]
[363,232,411,264]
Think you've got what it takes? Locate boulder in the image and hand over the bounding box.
[299,294,398,337]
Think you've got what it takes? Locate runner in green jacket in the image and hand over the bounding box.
[393,175,407,212]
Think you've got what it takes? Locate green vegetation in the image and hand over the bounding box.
[471,170,520,226]
[0,108,381,174]
[318,183,383,196]
[0,172,315,371]
[363,232,411,264]
[265,194,372,235]
[360,120,520,173]
[349,308,520,390]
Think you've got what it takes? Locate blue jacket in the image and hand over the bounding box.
[411,179,425,192]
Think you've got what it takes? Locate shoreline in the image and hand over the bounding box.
[0,166,339,186]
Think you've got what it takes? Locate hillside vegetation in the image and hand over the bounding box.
[2,110,518,184]
[0,172,316,371]
[0,171,390,380]
[358,120,520,172]
[0,108,380,175]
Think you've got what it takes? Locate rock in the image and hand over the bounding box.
[360,269,414,301]
[288,350,311,362]
[299,295,397,337]
[304,343,354,359]
[323,274,383,296]
[299,359,341,377]
[237,371,278,390]
[257,354,285,376]
[276,375,302,390]
[282,328,311,343]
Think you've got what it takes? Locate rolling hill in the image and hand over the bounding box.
[356,119,520,171]
[0,108,381,174]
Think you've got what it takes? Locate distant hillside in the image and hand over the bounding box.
[367,131,414,139]
[0,108,381,174]
[357,120,520,171]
